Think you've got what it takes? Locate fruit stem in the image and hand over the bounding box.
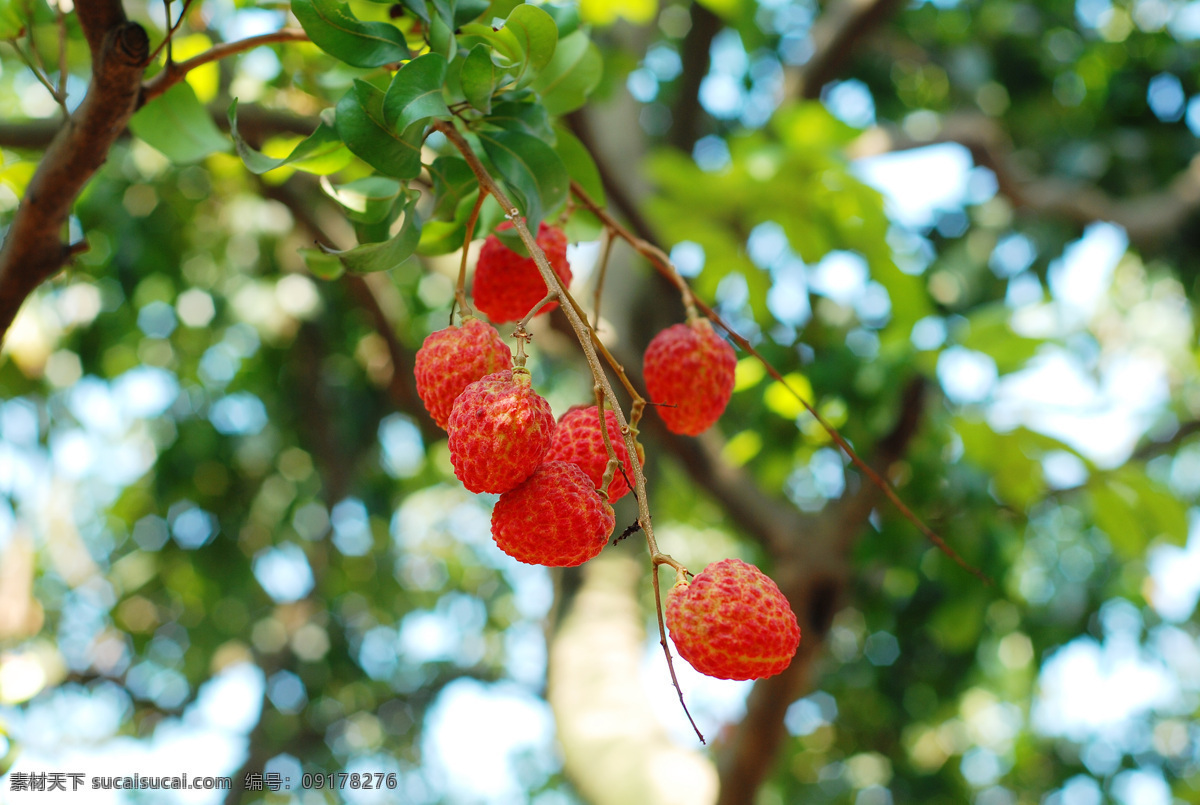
[594,385,620,500]
[433,118,706,738]
[568,179,992,585]
[650,556,705,744]
[569,179,699,323]
[451,188,488,325]
[591,227,616,330]
[517,291,558,331]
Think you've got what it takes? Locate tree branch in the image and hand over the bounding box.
[794,0,906,99]
[0,11,148,345]
[139,29,309,106]
[848,113,1200,247]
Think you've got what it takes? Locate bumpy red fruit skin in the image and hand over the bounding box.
[447,369,555,494]
[472,222,572,323]
[491,461,615,567]
[644,319,737,436]
[414,318,513,429]
[545,406,642,502]
[665,558,801,681]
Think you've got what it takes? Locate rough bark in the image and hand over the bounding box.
[0,2,148,341]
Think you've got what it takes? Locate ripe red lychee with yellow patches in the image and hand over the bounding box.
[447,368,554,494]
[472,222,572,323]
[414,317,512,429]
[544,405,643,502]
[665,558,800,681]
[643,319,737,436]
[491,461,615,567]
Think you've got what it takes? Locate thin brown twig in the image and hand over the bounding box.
[146,0,197,66]
[432,118,704,742]
[139,28,309,105]
[591,228,616,330]
[568,181,992,585]
[451,189,488,323]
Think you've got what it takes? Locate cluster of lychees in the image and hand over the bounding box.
[414,223,800,681]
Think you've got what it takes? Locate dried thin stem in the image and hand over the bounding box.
[433,118,703,742]
[55,1,67,108]
[568,181,991,585]
[569,180,697,321]
[451,188,488,323]
[6,38,62,106]
[517,291,558,331]
[595,385,620,498]
[591,228,616,330]
[652,563,704,742]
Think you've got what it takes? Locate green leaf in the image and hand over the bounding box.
[398,0,430,23]
[427,156,480,219]
[960,303,1044,374]
[0,0,24,38]
[321,176,404,224]
[301,248,346,280]
[428,11,454,60]
[552,124,603,205]
[383,53,451,132]
[335,80,424,179]
[228,100,347,175]
[502,4,558,86]
[130,83,229,164]
[542,2,581,37]
[478,128,568,231]
[484,100,552,138]
[454,0,490,26]
[461,44,496,113]
[458,22,524,70]
[1089,468,1188,558]
[291,0,410,68]
[321,190,423,274]
[530,29,601,115]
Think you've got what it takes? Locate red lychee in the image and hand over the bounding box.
[472,222,572,323]
[414,317,513,429]
[643,319,737,436]
[544,405,643,502]
[447,368,555,494]
[491,461,615,567]
[665,558,800,681]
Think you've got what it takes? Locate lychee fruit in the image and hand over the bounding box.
[545,405,643,502]
[472,222,572,323]
[447,368,555,494]
[414,317,513,429]
[643,319,736,436]
[665,558,800,681]
[491,461,615,567]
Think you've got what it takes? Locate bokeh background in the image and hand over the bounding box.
[3,0,1200,803]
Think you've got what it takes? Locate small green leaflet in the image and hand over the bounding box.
[336,80,424,180]
[291,0,410,68]
[531,29,602,115]
[461,45,496,114]
[484,100,552,138]
[502,4,557,87]
[130,83,229,164]
[478,128,568,231]
[320,176,404,224]
[458,4,557,87]
[383,53,451,133]
[228,100,347,175]
[319,190,423,274]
